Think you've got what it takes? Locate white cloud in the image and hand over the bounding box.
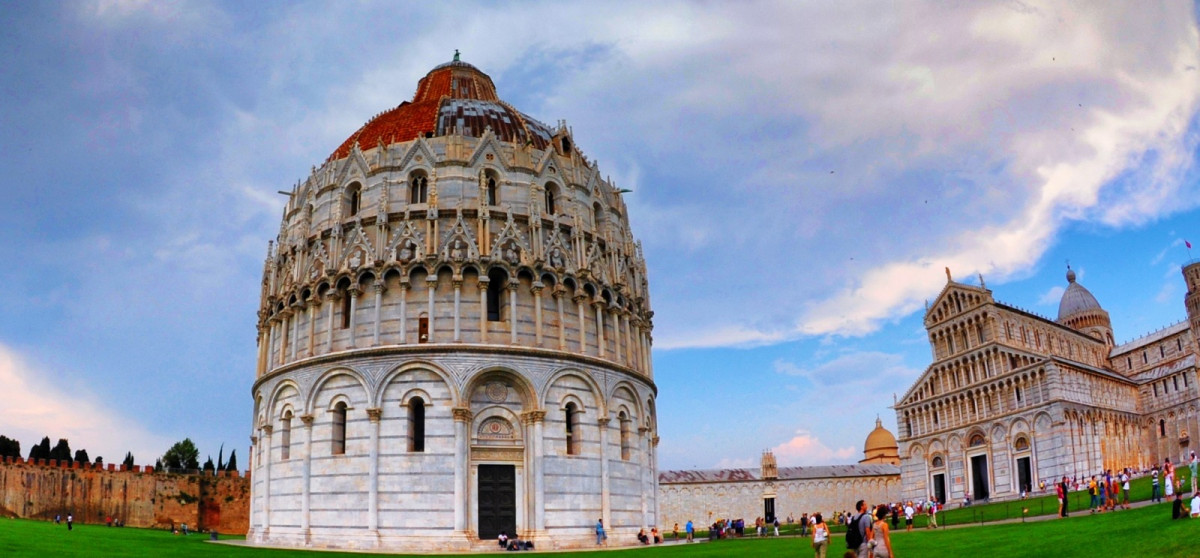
[1038,286,1065,307]
[714,457,754,469]
[772,430,857,467]
[0,342,171,465]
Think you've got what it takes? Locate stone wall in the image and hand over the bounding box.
[0,456,250,533]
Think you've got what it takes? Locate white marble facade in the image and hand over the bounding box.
[895,264,1200,505]
[249,58,657,552]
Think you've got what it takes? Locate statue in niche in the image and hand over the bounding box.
[548,247,565,269]
[504,242,520,265]
[450,239,466,262]
[349,251,363,269]
[397,240,417,263]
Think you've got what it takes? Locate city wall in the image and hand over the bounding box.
[0,456,250,534]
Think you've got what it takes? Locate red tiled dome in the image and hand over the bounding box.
[328,59,555,161]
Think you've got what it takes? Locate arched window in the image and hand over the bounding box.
[332,401,347,455]
[410,172,428,204]
[407,397,426,452]
[487,269,506,322]
[593,202,603,229]
[486,175,498,206]
[565,402,580,456]
[544,183,557,215]
[969,434,985,447]
[341,290,352,329]
[418,312,429,343]
[281,410,292,460]
[346,183,361,217]
[931,455,944,468]
[619,411,631,461]
[1160,419,1166,438]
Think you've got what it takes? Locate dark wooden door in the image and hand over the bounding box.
[477,464,516,539]
[971,455,990,500]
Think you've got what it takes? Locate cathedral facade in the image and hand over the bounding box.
[248,57,657,551]
[895,262,1200,505]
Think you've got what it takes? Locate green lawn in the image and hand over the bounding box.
[1,501,1197,557]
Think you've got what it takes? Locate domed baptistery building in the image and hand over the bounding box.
[248,56,657,551]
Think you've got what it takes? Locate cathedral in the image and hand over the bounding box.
[248,56,658,551]
[895,261,1200,505]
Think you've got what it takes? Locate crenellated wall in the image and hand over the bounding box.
[0,456,250,533]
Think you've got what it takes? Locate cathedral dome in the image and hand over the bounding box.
[328,54,554,161]
[1057,267,1103,321]
[860,418,900,465]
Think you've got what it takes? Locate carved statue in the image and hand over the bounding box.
[451,239,466,262]
[504,243,520,265]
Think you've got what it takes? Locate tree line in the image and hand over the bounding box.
[0,434,237,473]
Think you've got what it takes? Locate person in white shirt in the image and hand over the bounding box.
[1191,493,1200,518]
[903,503,915,531]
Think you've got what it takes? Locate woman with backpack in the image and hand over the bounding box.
[811,513,829,558]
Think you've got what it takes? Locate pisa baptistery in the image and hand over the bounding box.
[248,56,657,552]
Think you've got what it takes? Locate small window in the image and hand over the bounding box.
[593,202,603,229]
[561,137,572,155]
[931,455,944,468]
[341,292,352,329]
[1179,339,1184,352]
[281,410,293,460]
[1162,346,1166,358]
[418,314,429,343]
[346,183,361,217]
[565,402,580,456]
[407,397,426,452]
[332,402,347,455]
[1160,419,1167,438]
[486,269,506,322]
[933,410,939,425]
[544,183,557,215]
[1015,387,1022,404]
[1127,357,1132,370]
[1174,376,1179,391]
[410,173,428,204]
[619,411,632,461]
[487,176,498,206]
[1143,350,1148,364]
[1154,383,1159,396]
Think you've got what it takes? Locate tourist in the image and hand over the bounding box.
[889,504,899,531]
[672,522,679,540]
[1121,469,1131,509]
[1153,466,1162,503]
[1192,492,1200,518]
[1109,474,1120,511]
[852,500,873,558]
[1173,492,1185,520]
[800,512,809,537]
[903,502,914,532]
[1088,476,1098,512]
[685,519,694,542]
[811,513,829,558]
[54,514,60,524]
[773,517,780,537]
[595,518,606,546]
[870,504,894,558]
[1166,458,1176,499]
[182,522,188,535]
[66,513,73,531]
[927,501,938,528]
[1056,477,1066,518]
[1097,474,1108,511]
[1191,452,1200,493]
[498,531,508,548]
[637,528,649,545]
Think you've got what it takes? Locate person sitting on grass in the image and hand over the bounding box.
[1173,492,1185,520]
[1191,493,1200,518]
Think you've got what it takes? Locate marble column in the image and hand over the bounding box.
[426,278,437,343]
[509,283,519,344]
[452,407,472,534]
[289,304,301,361]
[523,410,547,534]
[306,299,317,358]
[639,426,650,529]
[480,279,490,344]
[367,407,382,539]
[300,414,314,542]
[324,289,338,350]
[532,283,544,347]
[347,287,361,349]
[399,283,409,344]
[372,281,385,346]
[262,425,274,534]
[575,294,588,354]
[594,301,606,358]
[266,319,277,370]
[453,279,462,342]
[554,289,566,351]
[598,416,611,531]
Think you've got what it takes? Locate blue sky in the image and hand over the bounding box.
[1,1,1199,470]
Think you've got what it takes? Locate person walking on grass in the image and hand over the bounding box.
[1088,476,1099,513]
[903,502,914,532]
[812,513,829,558]
[870,505,895,558]
[1191,451,1198,493]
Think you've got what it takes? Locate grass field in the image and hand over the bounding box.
[1,500,1196,557]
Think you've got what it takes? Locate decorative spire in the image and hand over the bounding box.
[945,267,952,283]
[453,49,460,62]
[1066,264,1076,283]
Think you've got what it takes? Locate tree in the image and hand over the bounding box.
[74,449,89,465]
[94,455,104,466]
[122,452,135,468]
[224,449,237,473]
[202,456,215,473]
[216,444,225,471]
[162,438,199,470]
[29,437,50,461]
[49,439,72,464]
[0,435,19,459]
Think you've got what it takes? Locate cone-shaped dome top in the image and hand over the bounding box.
[1058,267,1103,321]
